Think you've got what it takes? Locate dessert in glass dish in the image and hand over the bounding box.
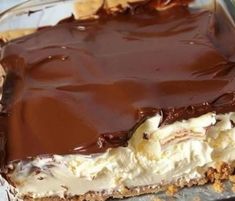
[0,0,235,200]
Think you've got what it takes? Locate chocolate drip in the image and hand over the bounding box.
[0,6,235,162]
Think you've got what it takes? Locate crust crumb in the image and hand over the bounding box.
[73,0,103,20]
[215,162,233,180]
[153,197,164,201]
[207,162,233,182]
[212,180,224,193]
[166,185,178,196]
[232,184,235,193]
[119,185,130,195]
[193,196,201,201]
[229,175,235,183]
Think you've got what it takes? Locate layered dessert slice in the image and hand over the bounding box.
[1,0,235,200]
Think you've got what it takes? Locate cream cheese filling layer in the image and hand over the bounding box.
[8,112,235,198]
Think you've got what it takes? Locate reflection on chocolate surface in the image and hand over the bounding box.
[149,0,193,10]
[0,6,235,162]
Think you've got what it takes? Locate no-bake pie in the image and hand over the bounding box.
[1,0,235,200]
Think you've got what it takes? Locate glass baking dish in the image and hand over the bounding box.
[0,0,235,201]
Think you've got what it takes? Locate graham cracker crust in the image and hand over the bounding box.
[22,162,235,201]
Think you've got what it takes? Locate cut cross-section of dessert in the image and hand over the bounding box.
[1,0,235,200]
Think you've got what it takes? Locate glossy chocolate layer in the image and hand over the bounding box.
[1,6,235,161]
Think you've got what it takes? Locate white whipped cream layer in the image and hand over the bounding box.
[8,112,235,199]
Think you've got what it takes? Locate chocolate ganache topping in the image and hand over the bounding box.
[0,6,235,162]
